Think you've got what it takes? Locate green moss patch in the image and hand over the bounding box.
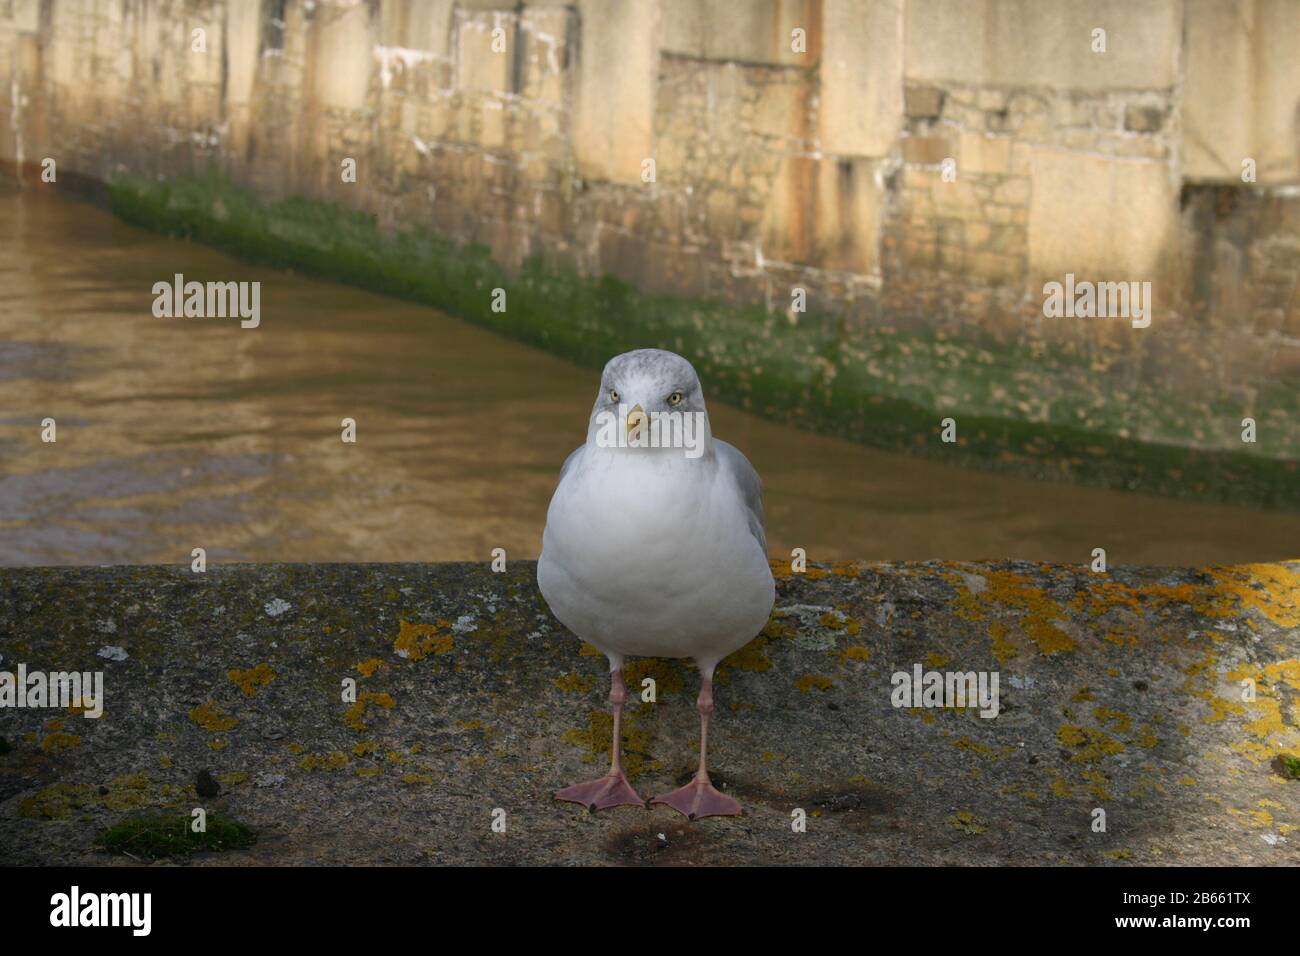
[95,813,257,860]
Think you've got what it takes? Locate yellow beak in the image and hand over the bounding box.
[626,404,646,439]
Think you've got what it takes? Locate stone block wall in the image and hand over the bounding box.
[1,0,1297,450]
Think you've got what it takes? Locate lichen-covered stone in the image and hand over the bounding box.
[0,560,1297,865]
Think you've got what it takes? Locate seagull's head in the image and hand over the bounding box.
[588,349,711,453]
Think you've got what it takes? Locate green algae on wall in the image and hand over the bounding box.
[105,171,1300,511]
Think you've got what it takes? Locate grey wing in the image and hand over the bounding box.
[558,444,584,484]
[715,439,768,554]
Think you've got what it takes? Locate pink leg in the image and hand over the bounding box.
[555,669,645,811]
[651,677,742,820]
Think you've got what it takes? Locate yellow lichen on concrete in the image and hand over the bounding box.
[228,662,276,696]
[1056,724,1126,762]
[553,672,594,694]
[794,674,834,692]
[1242,698,1291,745]
[1209,564,1300,629]
[299,751,349,771]
[953,735,1011,759]
[769,559,863,581]
[1265,659,1300,691]
[987,622,1017,665]
[40,732,82,753]
[761,614,798,641]
[1228,806,1274,827]
[951,569,1075,658]
[1093,707,1133,733]
[345,691,396,731]
[1195,657,1300,762]
[356,658,384,676]
[561,709,658,779]
[1227,659,1300,694]
[948,811,986,834]
[627,658,688,696]
[1070,578,1236,621]
[1081,768,1112,800]
[1057,727,1088,746]
[1229,740,1277,764]
[1132,726,1160,748]
[189,701,238,732]
[713,612,801,684]
[106,772,168,810]
[716,640,773,680]
[393,619,454,662]
[18,783,99,819]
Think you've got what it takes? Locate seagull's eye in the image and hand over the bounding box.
[609,388,620,403]
[667,391,683,407]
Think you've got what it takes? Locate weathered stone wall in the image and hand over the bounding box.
[0,0,1297,449]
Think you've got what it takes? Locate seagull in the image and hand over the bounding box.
[538,349,775,819]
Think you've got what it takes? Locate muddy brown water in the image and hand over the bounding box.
[2,187,1297,567]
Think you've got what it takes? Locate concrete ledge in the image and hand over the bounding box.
[1,560,1298,865]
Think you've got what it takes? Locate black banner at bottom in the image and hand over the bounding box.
[4,864,1287,941]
